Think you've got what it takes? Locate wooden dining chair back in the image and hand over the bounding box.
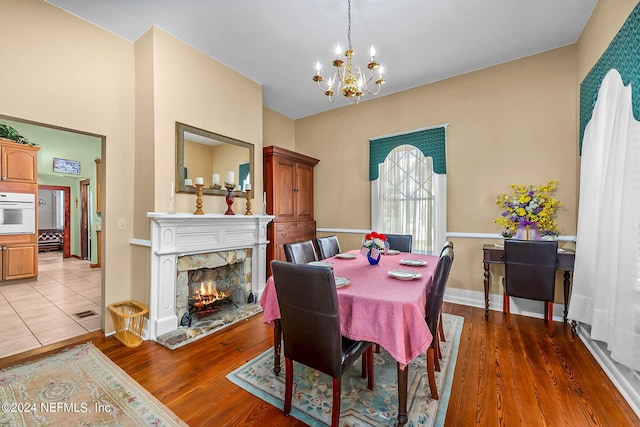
[424,246,454,399]
[385,234,413,252]
[315,235,341,260]
[283,240,318,264]
[271,260,374,427]
[503,239,558,336]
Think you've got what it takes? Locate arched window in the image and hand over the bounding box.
[370,126,447,254]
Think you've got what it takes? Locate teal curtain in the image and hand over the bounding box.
[580,2,640,153]
[369,126,446,180]
[238,162,250,186]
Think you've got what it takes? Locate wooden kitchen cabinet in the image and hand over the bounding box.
[0,138,39,184]
[0,138,40,283]
[1,243,38,280]
[264,146,319,274]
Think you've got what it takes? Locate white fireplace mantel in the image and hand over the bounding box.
[147,212,274,340]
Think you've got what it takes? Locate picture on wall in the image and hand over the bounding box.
[53,158,81,175]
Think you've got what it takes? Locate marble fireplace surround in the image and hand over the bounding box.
[147,213,274,341]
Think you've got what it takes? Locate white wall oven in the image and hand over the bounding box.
[0,192,36,234]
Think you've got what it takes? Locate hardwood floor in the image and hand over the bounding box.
[2,303,638,426]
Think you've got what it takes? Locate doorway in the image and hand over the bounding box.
[38,185,71,258]
[80,179,90,261]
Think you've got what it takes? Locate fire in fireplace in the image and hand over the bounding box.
[189,280,237,317]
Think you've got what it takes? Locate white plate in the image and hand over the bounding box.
[388,270,423,280]
[335,277,351,288]
[335,253,357,259]
[385,249,400,255]
[308,261,333,267]
[400,259,427,266]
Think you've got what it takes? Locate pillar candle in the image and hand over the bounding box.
[212,173,220,185]
[184,178,193,186]
[226,171,235,184]
[195,177,204,185]
[245,183,251,191]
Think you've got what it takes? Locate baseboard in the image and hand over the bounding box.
[444,287,640,419]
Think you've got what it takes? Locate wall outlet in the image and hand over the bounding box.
[117,219,126,230]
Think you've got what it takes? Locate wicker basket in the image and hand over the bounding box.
[108,300,149,348]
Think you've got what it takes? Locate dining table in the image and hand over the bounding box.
[259,249,438,426]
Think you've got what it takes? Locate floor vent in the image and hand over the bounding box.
[74,310,98,319]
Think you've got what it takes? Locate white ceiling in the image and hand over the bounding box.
[45,0,598,120]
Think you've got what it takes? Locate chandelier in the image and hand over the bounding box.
[312,0,385,103]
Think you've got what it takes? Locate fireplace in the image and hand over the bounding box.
[147,213,274,343]
[176,249,252,328]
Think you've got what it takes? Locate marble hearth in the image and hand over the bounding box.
[147,213,274,342]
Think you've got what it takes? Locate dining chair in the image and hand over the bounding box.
[271,260,374,427]
[385,234,413,252]
[315,235,341,260]
[424,245,454,400]
[283,240,318,264]
[437,240,454,343]
[503,239,558,336]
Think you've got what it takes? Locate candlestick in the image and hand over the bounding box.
[224,182,235,215]
[169,181,175,214]
[245,189,252,216]
[263,191,267,215]
[194,183,204,215]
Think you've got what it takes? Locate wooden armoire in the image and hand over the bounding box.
[263,146,319,275]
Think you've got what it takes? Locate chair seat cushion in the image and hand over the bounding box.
[341,336,370,369]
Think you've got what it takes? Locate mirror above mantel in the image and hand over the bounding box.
[176,122,254,197]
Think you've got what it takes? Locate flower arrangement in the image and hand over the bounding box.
[361,231,388,261]
[495,180,562,238]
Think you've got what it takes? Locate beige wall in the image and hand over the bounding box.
[296,45,579,296]
[2,0,136,325]
[263,107,295,151]
[150,29,263,217]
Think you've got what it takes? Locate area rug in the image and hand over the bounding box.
[227,313,464,427]
[0,343,187,426]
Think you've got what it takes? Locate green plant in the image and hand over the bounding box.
[0,123,37,145]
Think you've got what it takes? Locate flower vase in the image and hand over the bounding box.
[367,251,381,265]
[516,223,540,240]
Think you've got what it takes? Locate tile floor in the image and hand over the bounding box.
[0,252,102,359]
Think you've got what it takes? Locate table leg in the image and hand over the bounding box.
[396,363,408,426]
[483,262,490,320]
[563,271,571,324]
[273,319,281,376]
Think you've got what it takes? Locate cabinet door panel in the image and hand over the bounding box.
[2,146,37,183]
[4,243,37,280]
[295,163,314,221]
[274,158,295,220]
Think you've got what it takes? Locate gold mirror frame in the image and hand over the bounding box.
[176,122,254,197]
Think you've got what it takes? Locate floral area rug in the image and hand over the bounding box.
[227,313,464,427]
[0,343,187,426]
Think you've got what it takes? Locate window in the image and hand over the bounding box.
[370,126,447,254]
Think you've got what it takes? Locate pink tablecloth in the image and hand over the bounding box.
[260,250,438,368]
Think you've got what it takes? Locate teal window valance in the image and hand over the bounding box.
[369,126,446,181]
[580,2,640,153]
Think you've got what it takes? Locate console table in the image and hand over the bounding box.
[482,243,576,322]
